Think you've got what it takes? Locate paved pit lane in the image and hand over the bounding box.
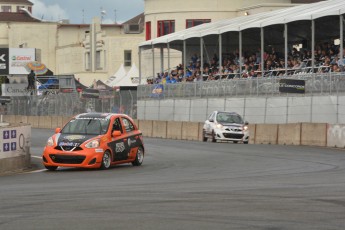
[0,128,345,230]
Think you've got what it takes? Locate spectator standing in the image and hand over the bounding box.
[27,70,35,90]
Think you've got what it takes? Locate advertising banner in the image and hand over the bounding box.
[279,79,305,94]
[1,83,32,96]
[0,48,9,75]
[150,84,164,98]
[9,48,36,75]
[0,125,31,159]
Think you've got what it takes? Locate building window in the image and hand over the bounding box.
[1,6,11,12]
[124,50,132,67]
[186,19,211,29]
[146,21,151,41]
[28,6,32,13]
[157,20,175,37]
[96,50,101,69]
[16,6,25,12]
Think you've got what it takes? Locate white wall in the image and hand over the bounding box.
[138,95,343,124]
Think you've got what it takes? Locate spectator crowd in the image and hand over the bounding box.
[147,41,345,85]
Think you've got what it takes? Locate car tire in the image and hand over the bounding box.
[211,130,217,143]
[45,166,58,171]
[100,151,112,170]
[202,130,207,142]
[132,146,144,166]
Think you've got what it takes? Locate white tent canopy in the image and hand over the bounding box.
[105,64,127,87]
[115,63,139,87]
[139,0,345,47]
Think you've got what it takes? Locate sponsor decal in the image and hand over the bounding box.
[115,142,125,153]
[128,138,136,147]
[11,142,16,151]
[58,142,79,147]
[63,135,86,141]
[95,149,104,153]
[279,79,305,94]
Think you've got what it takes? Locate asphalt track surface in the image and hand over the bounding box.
[1,128,345,230]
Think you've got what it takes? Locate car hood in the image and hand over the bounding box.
[56,133,100,147]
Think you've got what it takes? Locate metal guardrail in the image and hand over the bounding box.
[137,73,345,100]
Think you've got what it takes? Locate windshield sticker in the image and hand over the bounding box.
[116,142,125,153]
[64,135,86,141]
[76,117,109,121]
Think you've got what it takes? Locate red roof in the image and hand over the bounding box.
[0,12,40,22]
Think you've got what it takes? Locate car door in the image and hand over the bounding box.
[108,117,129,162]
[120,117,141,160]
[205,112,216,135]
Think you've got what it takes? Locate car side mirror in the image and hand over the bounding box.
[55,128,61,133]
[244,121,249,125]
[112,130,121,137]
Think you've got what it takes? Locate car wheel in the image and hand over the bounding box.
[45,166,58,171]
[202,129,207,142]
[132,146,144,166]
[211,130,217,143]
[243,141,249,144]
[100,151,112,170]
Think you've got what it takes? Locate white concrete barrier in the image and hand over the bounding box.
[0,123,31,173]
[327,124,345,148]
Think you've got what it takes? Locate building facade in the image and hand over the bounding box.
[0,0,144,87]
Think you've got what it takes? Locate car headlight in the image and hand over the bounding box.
[216,123,223,129]
[85,139,100,148]
[47,137,54,146]
[243,125,249,131]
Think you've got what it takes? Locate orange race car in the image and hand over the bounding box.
[42,113,144,171]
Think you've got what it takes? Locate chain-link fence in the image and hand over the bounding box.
[2,90,137,118]
[137,73,345,100]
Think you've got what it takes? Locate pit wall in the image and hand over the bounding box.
[3,115,345,149]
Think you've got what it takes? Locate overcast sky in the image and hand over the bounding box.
[30,0,144,24]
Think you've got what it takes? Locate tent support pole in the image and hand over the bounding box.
[152,44,155,79]
[160,47,164,74]
[139,47,142,84]
[219,34,222,74]
[340,15,344,66]
[311,20,315,72]
[239,31,242,75]
[261,28,264,77]
[167,43,170,74]
[284,24,288,75]
[201,38,204,76]
[183,40,187,72]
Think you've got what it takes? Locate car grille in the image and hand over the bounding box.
[224,127,242,132]
[49,154,85,164]
[54,146,83,151]
[223,133,244,139]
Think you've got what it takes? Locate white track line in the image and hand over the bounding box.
[31,156,41,159]
[26,155,47,173]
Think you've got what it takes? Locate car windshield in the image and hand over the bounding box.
[61,118,110,135]
[216,112,244,124]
